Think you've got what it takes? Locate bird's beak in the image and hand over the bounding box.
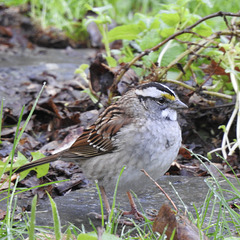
[172,99,188,109]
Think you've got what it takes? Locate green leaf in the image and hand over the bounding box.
[31,151,46,161]
[161,43,186,66]
[142,51,160,67]
[160,11,180,26]
[108,22,146,42]
[75,64,89,83]
[105,56,117,67]
[0,151,28,176]
[19,152,49,180]
[193,23,213,37]
[139,29,161,50]
[75,64,89,74]
[82,89,100,105]
[12,151,29,169]
[4,0,28,6]
[201,0,213,8]
[218,125,226,132]
[77,232,121,240]
[149,15,161,30]
[77,233,97,240]
[160,27,175,38]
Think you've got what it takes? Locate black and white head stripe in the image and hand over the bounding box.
[135,82,176,101]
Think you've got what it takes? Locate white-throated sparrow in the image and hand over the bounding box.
[13,82,187,191]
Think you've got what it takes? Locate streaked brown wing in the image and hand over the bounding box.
[64,127,108,159]
[11,105,131,174]
[66,105,131,159]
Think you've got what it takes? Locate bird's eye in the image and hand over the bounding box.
[156,97,165,104]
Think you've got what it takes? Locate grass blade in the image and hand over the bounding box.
[47,192,62,240]
[29,195,38,240]
[0,98,3,144]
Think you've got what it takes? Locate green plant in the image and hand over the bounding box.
[190,151,240,238]
[0,99,3,144]
[0,83,46,176]
[208,41,240,159]
[84,5,117,67]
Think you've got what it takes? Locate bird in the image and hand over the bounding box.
[11,82,187,211]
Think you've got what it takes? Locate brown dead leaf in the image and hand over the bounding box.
[0,209,7,220]
[178,146,192,159]
[116,66,139,95]
[0,26,13,37]
[188,93,215,107]
[153,204,209,240]
[89,54,114,94]
[0,174,16,190]
[0,179,14,191]
[89,54,139,96]
[201,60,229,76]
[152,204,178,240]
[177,215,209,240]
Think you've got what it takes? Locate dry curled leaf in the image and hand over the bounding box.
[153,204,209,240]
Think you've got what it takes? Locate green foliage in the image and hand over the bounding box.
[191,152,240,237]
[4,0,240,96]
[78,232,121,240]
[82,88,101,105]
[20,152,48,179]
[75,63,89,84]
[108,23,146,42]
[1,0,240,239]
[2,0,28,5]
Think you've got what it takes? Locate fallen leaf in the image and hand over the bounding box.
[0,209,7,220]
[153,204,209,240]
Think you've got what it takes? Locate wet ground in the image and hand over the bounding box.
[0,176,217,231]
[0,175,236,233]
[0,46,237,232]
[0,47,96,113]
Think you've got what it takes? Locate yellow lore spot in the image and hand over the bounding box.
[162,93,176,101]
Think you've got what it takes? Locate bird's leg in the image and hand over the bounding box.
[99,186,111,215]
[91,186,111,220]
[92,189,149,225]
[121,191,145,221]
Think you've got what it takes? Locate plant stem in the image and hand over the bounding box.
[0,99,3,144]
[221,44,240,157]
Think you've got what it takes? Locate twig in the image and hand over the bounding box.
[202,91,233,100]
[97,227,104,240]
[185,11,240,30]
[141,169,178,212]
[161,79,195,91]
[159,37,215,80]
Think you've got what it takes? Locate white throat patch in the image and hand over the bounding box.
[161,108,177,120]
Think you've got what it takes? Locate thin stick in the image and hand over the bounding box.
[141,169,178,212]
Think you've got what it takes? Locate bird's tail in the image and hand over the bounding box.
[11,153,62,174]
